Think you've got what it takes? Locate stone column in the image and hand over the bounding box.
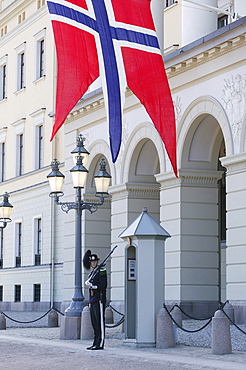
[156,170,223,316]
[221,154,246,323]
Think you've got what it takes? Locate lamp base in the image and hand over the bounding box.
[64,299,86,317]
[60,316,81,340]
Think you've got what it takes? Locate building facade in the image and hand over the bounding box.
[0,0,246,323]
[0,0,64,310]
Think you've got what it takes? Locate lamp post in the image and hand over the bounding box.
[0,192,13,269]
[47,135,111,317]
[0,192,13,229]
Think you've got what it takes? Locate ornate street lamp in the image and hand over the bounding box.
[47,135,111,317]
[0,192,13,229]
[70,133,90,167]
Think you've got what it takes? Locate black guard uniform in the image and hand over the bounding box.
[89,266,107,349]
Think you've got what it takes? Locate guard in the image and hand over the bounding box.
[83,250,107,350]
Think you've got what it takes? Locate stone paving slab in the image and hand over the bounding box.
[1,311,246,369]
[1,326,246,370]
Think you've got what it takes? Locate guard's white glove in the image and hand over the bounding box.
[85,281,97,289]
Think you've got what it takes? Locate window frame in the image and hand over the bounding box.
[17,133,24,176]
[15,43,26,92]
[14,221,22,268]
[33,216,42,265]
[14,285,21,302]
[31,109,45,170]
[0,55,8,100]
[34,283,41,302]
[164,0,176,8]
[34,29,46,81]
[37,124,43,169]
[0,142,5,182]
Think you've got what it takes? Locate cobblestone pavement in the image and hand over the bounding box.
[0,311,246,369]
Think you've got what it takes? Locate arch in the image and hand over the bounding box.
[177,96,233,169]
[86,139,116,189]
[121,122,166,183]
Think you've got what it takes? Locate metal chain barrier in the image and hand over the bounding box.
[163,303,212,333]
[0,308,52,324]
[51,307,65,316]
[170,303,216,321]
[164,301,246,336]
[220,306,246,335]
[105,303,125,328]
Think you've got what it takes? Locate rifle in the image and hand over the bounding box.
[85,245,118,286]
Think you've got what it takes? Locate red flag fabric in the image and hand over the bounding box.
[48,0,178,177]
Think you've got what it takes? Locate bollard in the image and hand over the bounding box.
[121,318,124,333]
[156,307,175,349]
[172,305,182,328]
[211,310,232,355]
[81,306,94,340]
[48,309,59,328]
[105,306,114,324]
[0,313,6,330]
[223,302,235,325]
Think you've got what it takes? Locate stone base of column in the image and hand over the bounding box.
[60,316,81,340]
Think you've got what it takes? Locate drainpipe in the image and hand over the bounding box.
[50,43,57,309]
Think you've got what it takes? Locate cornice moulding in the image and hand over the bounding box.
[220,153,246,173]
[0,5,47,45]
[157,170,223,188]
[109,182,160,199]
[165,31,246,77]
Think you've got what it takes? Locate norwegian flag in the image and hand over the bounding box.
[47,0,177,177]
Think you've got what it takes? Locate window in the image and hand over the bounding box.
[0,286,3,301]
[0,64,6,100]
[218,15,228,29]
[17,134,23,176]
[34,284,41,302]
[39,39,45,78]
[31,109,45,169]
[15,285,21,302]
[34,218,42,265]
[0,142,5,182]
[15,223,22,267]
[19,53,25,89]
[0,229,3,269]
[37,125,43,169]
[0,56,7,100]
[34,29,46,80]
[2,65,6,99]
[165,0,176,8]
[12,119,25,176]
[16,43,26,91]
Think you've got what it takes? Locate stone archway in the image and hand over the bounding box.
[83,140,112,302]
[180,113,227,303]
[158,97,228,316]
[109,123,164,311]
